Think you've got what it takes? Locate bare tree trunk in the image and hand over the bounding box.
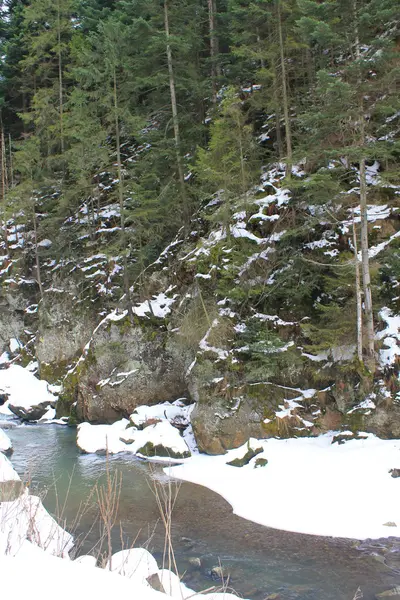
[276,0,292,177]
[208,0,220,105]
[113,69,132,319]
[164,0,187,216]
[353,0,375,371]
[257,29,265,69]
[8,134,14,188]
[359,156,375,370]
[32,204,44,301]
[352,214,363,363]
[57,0,64,153]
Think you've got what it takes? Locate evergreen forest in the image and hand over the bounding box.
[0,0,399,445]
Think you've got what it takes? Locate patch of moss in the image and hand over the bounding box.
[254,457,269,468]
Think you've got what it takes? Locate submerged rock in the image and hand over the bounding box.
[376,588,400,600]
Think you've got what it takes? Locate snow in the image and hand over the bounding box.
[130,400,193,429]
[378,307,400,366]
[9,338,22,353]
[199,319,229,360]
[132,293,177,319]
[0,491,73,557]
[107,548,159,584]
[0,553,167,600]
[168,433,400,540]
[77,419,130,454]
[0,429,12,454]
[78,419,191,459]
[0,365,56,412]
[0,452,20,482]
[368,230,400,259]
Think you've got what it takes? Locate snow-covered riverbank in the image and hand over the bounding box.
[167,434,400,540]
[2,363,400,541]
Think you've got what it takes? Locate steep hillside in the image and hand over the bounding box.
[2,152,398,454]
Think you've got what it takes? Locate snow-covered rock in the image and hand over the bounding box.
[0,491,73,557]
[74,554,97,567]
[107,548,159,585]
[0,428,12,455]
[130,400,193,430]
[0,452,20,483]
[123,421,191,459]
[77,419,130,454]
[78,418,191,459]
[0,365,57,421]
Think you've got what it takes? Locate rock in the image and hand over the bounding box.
[332,433,367,445]
[36,289,96,384]
[390,469,400,478]
[65,315,191,423]
[135,420,191,459]
[376,587,400,600]
[8,401,52,422]
[147,572,165,593]
[0,421,17,430]
[254,457,269,468]
[210,565,230,581]
[0,392,9,406]
[227,440,263,467]
[383,522,397,528]
[188,557,202,568]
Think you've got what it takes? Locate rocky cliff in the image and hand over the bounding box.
[1,161,400,453]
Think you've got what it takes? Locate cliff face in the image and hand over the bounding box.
[1,161,400,453]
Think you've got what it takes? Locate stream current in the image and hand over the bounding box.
[3,419,400,600]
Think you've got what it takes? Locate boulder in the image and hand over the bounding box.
[68,315,191,423]
[136,421,191,459]
[8,401,52,422]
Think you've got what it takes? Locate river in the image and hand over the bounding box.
[3,418,400,600]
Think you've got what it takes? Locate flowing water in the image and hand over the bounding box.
[3,419,400,600]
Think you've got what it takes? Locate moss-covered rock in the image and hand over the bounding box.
[136,440,190,459]
[227,444,263,467]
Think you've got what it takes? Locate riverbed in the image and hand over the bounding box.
[4,419,400,600]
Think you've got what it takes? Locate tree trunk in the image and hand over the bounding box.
[32,203,44,301]
[208,0,220,105]
[164,0,187,217]
[113,69,132,319]
[353,0,375,371]
[359,156,375,370]
[276,0,292,177]
[352,214,363,363]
